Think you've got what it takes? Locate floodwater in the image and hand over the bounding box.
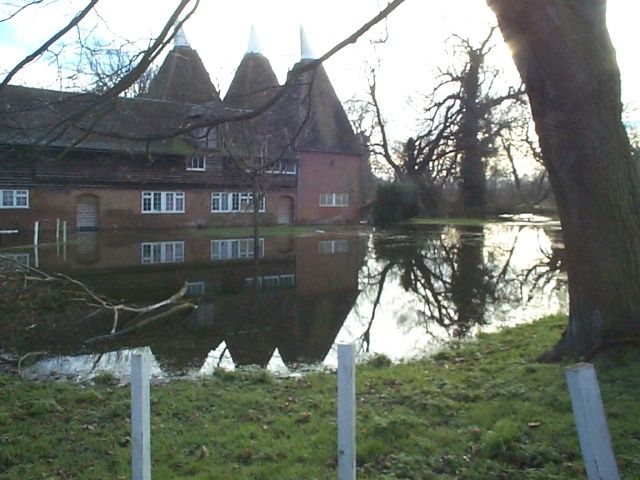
[0,216,567,380]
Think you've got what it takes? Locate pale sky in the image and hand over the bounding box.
[1,0,638,138]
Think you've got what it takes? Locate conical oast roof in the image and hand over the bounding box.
[224,54,279,109]
[146,44,220,105]
[279,61,362,155]
[224,28,279,110]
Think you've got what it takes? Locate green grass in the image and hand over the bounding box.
[195,224,363,238]
[406,217,501,226]
[1,315,638,479]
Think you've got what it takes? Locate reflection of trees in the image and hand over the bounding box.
[358,225,494,350]
[392,225,495,339]
[358,224,566,351]
[519,229,566,301]
[449,226,494,336]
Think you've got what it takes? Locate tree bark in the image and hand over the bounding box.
[488,0,640,357]
[459,50,487,211]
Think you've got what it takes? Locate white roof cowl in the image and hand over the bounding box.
[300,26,315,60]
[247,25,262,54]
[174,26,190,48]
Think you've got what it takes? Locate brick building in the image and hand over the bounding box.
[0,27,363,232]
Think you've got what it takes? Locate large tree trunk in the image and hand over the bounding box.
[459,51,487,212]
[488,0,640,358]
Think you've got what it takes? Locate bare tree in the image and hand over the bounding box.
[500,112,551,208]
[442,28,525,211]
[81,41,159,97]
[349,29,526,213]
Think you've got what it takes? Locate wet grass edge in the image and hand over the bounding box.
[1,314,638,479]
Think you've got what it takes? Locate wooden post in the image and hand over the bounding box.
[33,221,39,246]
[56,218,60,242]
[131,353,151,480]
[62,220,67,244]
[337,343,356,480]
[565,363,620,480]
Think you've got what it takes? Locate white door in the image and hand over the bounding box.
[277,196,293,225]
[76,195,99,231]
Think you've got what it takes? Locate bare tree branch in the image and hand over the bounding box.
[0,0,100,90]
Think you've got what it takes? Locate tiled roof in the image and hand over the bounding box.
[146,45,221,105]
[224,53,279,110]
[275,62,362,156]
[0,85,205,155]
[0,50,362,159]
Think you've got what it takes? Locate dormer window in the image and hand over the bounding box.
[187,155,206,171]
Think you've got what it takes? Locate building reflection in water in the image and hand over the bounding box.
[4,231,365,378]
[1,220,567,380]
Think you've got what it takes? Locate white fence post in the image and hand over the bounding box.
[565,363,620,480]
[131,353,151,480]
[56,218,60,242]
[62,220,67,243]
[337,343,356,480]
[33,221,39,246]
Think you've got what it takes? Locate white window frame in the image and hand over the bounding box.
[211,192,266,213]
[0,253,30,271]
[141,191,185,214]
[210,238,265,261]
[318,239,349,254]
[0,189,29,209]
[244,273,295,289]
[263,159,297,175]
[186,155,206,171]
[140,241,185,264]
[319,193,349,207]
[185,281,205,296]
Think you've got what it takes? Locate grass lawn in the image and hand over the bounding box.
[1,315,638,479]
[405,217,501,226]
[195,224,363,238]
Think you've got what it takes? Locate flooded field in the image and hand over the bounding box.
[0,217,567,380]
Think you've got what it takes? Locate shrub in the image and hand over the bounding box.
[373,181,420,225]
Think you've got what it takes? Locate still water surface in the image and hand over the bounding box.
[0,217,567,380]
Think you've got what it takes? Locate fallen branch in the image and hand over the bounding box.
[56,274,189,332]
[84,303,195,344]
[17,351,46,379]
[2,258,195,340]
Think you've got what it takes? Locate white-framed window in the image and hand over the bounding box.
[0,253,30,271]
[319,193,349,207]
[318,239,349,254]
[0,190,29,209]
[141,191,185,214]
[211,238,265,261]
[264,159,296,175]
[185,281,205,296]
[186,155,206,171]
[140,241,185,264]
[244,273,295,290]
[211,192,266,213]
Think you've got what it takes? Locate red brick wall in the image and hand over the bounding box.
[0,187,296,232]
[294,236,360,295]
[296,151,361,224]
